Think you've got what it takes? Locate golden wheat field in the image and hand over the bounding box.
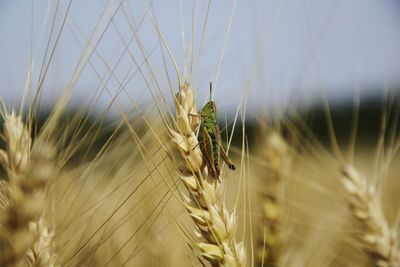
[0,1,400,266]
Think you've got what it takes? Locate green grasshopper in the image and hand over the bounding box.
[191,83,236,180]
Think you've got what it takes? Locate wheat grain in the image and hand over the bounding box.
[170,83,245,267]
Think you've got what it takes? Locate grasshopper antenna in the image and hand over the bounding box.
[209,82,213,101]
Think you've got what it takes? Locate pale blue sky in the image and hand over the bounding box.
[1,0,400,114]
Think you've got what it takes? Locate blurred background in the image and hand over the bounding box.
[0,0,400,142]
[1,3,400,266]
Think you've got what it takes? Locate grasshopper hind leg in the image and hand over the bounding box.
[227,162,236,170]
[219,144,236,170]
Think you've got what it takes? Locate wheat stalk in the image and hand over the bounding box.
[0,111,56,267]
[170,83,245,267]
[340,165,399,267]
[258,132,291,267]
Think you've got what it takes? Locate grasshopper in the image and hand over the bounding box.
[191,83,236,180]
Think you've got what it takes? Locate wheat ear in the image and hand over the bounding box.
[170,83,245,267]
[258,132,291,266]
[24,143,56,267]
[340,165,399,267]
[0,111,56,267]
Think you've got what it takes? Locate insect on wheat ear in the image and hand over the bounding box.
[192,82,236,180]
